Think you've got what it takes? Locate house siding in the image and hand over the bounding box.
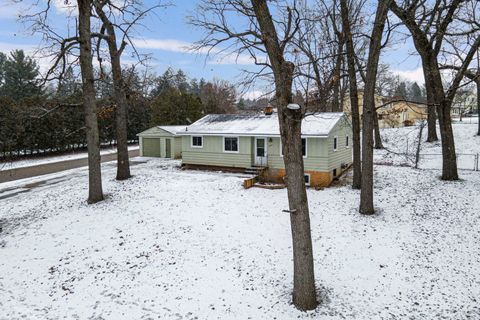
[182,136,252,168]
[138,127,182,158]
[267,137,330,171]
[327,120,353,173]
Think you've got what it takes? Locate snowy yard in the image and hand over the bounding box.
[1,123,480,319]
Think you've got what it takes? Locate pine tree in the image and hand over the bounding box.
[409,82,424,102]
[1,50,43,100]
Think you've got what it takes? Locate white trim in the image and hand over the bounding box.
[333,136,338,151]
[280,138,307,158]
[254,137,268,166]
[177,132,329,138]
[304,173,311,186]
[223,136,240,153]
[191,135,203,148]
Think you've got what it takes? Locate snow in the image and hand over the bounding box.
[1,123,479,319]
[158,125,189,135]
[375,120,480,170]
[0,145,140,171]
[180,113,346,137]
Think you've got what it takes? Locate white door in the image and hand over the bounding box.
[254,137,267,166]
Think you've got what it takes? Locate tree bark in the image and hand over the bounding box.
[477,78,480,136]
[340,0,361,189]
[251,0,317,310]
[77,0,104,203]
[373,110,383,149]
[94,2,131,180]
[422,61,439,142]
[359,0,391,215]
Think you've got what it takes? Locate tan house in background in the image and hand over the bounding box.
[343,90,428,128]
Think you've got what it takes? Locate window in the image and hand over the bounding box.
[191,136,203,148]
[281,138,307,157]
[224,137,239,152]
[345,135,349,148]
[333,136,338,151]
[333,169,337,177]
[304,174,311,186]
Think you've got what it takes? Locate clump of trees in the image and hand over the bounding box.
[0,51,237,161]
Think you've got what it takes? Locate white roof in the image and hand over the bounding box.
[179,112,347,137]
[158,125,188,135]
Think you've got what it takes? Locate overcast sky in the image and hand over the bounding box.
[0,0,424,98]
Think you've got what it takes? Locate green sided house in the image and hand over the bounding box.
[177,112,353,187]
[137,125,186,158]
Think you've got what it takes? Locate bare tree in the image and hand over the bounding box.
[93,0,131,180]
[389,0,480,180]
[78,0,104,203]
[359,0,392,215]
[340,0,362,189]
[191,0,317,310]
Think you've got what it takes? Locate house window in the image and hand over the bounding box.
[345,135,349,148]
[191,136,203,148]
[224,137,239,152]
[333,136,338,151]
[304,174,311,186]
[281,138,307,157]
[333,169,337,177]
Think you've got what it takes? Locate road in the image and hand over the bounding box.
[0,149,140,184]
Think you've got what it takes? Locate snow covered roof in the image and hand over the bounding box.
[137,125,187,136]
[158,125,188,135]
[179,112,347,137]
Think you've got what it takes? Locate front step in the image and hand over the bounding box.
[245,166,267,175]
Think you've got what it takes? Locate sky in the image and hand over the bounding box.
[0,0,424,98]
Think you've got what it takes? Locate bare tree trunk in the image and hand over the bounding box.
[359,0,391,215]
[423,72,439,142]
[332,39,344,112]
[251,0,317,310]
[94,2,131,180]
[436,100,458,180]
[77,0,103,203]
[415,120,425,168]
[477,78,480,136]
[340,0,361,189]
[373,110,383,149]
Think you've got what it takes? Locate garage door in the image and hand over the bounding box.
[142,138,161,157]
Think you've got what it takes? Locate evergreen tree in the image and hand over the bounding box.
[393,81,408,98]
[408,82,424,102]
[150,87,203,125]
[1,50,43,100]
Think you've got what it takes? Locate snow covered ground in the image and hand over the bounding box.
[375,120,480,170]
[0,145,140,171]
[1,124,479,319]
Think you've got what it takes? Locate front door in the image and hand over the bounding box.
[254,137,267,166]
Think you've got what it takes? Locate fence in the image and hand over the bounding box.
[417,153,479,171]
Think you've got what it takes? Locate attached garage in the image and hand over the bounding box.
[137,125,186,158]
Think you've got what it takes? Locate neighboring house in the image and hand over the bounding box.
[452,91,477,117]
[343,91,427,128]
[377,99,428,128]
[177,112,352,187]
[137,125,186,158]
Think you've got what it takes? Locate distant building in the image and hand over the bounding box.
[343,90,428,128]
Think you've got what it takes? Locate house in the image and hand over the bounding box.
[343,90,428,127]
[137,125,186,158]
[452,91,477,118]
[377,99,428,128]
[177,112,352,187]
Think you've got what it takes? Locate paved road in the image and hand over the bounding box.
[0,149,140,184]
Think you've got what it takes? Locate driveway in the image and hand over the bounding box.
[0,149,140,184]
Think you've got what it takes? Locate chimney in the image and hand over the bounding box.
[264,105,273,115]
